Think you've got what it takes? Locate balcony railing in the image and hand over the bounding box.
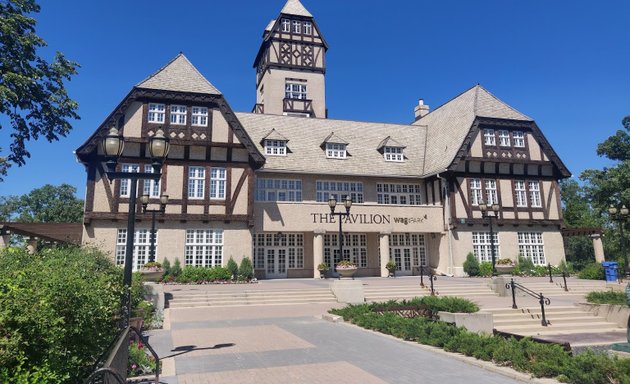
[283,98,313,116]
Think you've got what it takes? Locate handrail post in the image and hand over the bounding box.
[510,279,517,309]
[562,271,568,292]
[419,265,425,288]
[548,263,553,283]
[539,293,548,326]
[429,271,436,296]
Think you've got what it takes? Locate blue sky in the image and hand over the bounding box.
[1,0,629,198]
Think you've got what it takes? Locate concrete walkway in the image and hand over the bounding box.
[143,276,618,383]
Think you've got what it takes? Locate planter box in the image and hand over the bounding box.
[140,270,164,282]
[495,265,515,275]
[337,267,358,279]
[437,311,494,334]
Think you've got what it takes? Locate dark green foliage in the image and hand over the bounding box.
[418,295,479,314]
[561,349,630,384]
[162,258,171,277]
[479,262,493,277]
[0,184,83,222]
[518,256,535,275]
[463,252,480,276]
[578,263,605,280]
[227,256,238,280]
[238,256,254,281]
[171,258,182,277]
[586,291,628,305]
[0,247,122,383]
[177,266,231,283]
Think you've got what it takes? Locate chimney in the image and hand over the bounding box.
[414,99,430,121]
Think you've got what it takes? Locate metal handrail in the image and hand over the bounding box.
[546,264,569,291]
[506,278,551,326]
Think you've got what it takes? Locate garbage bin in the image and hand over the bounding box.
[602,261,618,282]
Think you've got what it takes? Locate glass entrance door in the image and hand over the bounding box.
[266,248,287,279]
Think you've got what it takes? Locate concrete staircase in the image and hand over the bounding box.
[364,281,498,303]
[484,305,623,336]
[167,288,337,308]
[510,278,610,297]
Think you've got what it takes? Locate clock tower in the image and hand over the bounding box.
[253,0,328,118]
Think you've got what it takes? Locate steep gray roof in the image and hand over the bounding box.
[236,113,426,178]
[262,128,289,142]
[136,53,221,95]
[280,0,312,17]
[416,84,532,175]
[377,136,406,150]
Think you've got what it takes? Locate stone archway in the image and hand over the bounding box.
[561,227,604,263]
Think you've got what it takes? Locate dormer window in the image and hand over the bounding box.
[281,19,290,32]
[148,103,165,123]
[304,22,312,35]
[326,143,346,159]
[384,147,404,162]
[292,20,301,33]
[484,129,496,145]
[498,130,510,146]
[513,131,525,147]
[265,140,287,156]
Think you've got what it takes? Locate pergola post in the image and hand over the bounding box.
[591,233,605,263]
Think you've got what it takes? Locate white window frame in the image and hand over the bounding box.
[528,181,542,208]
[498,130,510,147]
[185,229,223,267]
[281,18,290,32]
[170,105,186,125]
[120,164,139,197]
[485,179,498,205]
[518,232,546,265]
[514,180,527,207]
[143,164,160,198]
[210,167,226,200]
[303,21,312,35]
[324,233,367,268]
[253,233,304,270]
[384,147,404,162]
[377,183,422,205]
[191,106,208,127]
[292,20,301,33]
[389,233,427,268]
[148,103,165,123]
[264,140,287,156]
[472,232,500,263]
[470,178,482,206]
[484,129,496,146]
[326,143,347,159]
[255,178,302,202]
[188,166,205,199]
[116,229,152,271]
[316,181,364,203]
[285,81,307,100]
[513,131,525,147]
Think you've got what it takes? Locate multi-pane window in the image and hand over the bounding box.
[116,229,151,271]
[185,229,223,267]
[326,143,346,159]
[210,168,226,200]
[281,18,290,32]
[518,232,546,265]
[498,130,510,146]
[528,181,542,207]
[188,166,205,199]
[513,131,525,147]
[170,105,186,125]
[324,234,367,268]
[377,183,422,205]
[470,178,483,206]
[264,140,287,156]
[191,106,208,126]
[484,129,496,145]
[292,20,301,33]
[514,181,527,207]
[148,103,165,123]
[472,232,500,263]
[316,181,364,203]
[384,147,404,162]
[285,81,307,100]
[389,233,427,269]
[303,21,312,35]
[485,180,498,205]
[143,164,160,198]
[120,164,139,197]
[255,178,302,202]
[253,233,304,270]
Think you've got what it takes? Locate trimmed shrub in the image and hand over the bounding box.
[479,262,493,277]
[238,257,255,281]
[162,257,171,277]
[171,258,182,277]
[463,252,480,276]
[227,257,238,280]
[578,263,605,280]
[518,256,536,275]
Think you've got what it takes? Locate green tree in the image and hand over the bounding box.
[1,183,83,223]
[0,0,80,181]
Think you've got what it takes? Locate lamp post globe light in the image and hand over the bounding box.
[479,199,500,276]
[608,205,629,277]
[328,196,352,273]
[101,126,170,328]
[140,194,169,264]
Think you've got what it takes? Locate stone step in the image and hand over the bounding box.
[482,306,578,315]
[492,311,596,320]
[170,291,334,301]
[496,321,620,333]
[494,316,602,327]
[169,296,338,308]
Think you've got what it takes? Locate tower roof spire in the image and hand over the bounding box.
[280,0,312,17]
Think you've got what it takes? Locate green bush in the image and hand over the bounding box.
[0,247,123,383]
[463,252,480,276]
[418,295,479,314]
[227,257,238,280]
[171,258,182,277]
[238,257,255,281]
[175,266,232,283]
[561,349,630,384]
[479,262,493,277]
[518,256,536,275]
[586,291,628,305]
[162,258,171,277]
[578,263,605,280]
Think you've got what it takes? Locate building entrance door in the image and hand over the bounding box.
[265,248,287,279]
[392,248,414,274]
[389,233,427,276]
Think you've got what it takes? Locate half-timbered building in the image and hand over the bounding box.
[76,0,570,278]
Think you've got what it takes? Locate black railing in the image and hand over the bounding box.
[546,264,569,291]
[506,278,551,326]
[417,265,438,296]
[84,326,160,384]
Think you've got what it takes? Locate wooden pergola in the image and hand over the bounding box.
[0,222,82,252]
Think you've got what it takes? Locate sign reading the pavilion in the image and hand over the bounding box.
[310,213,428,225]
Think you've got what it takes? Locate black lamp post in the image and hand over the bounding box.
[140,194,169,264]
[328,196,352,268]
[102,126,170,328]
[608,205,629,276]
[479,199,500,276]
